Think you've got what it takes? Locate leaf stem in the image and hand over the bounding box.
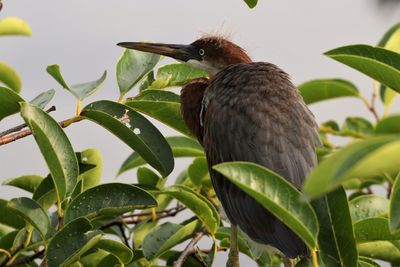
[117,94,124,103]
[359,96,379,121]
[0,249,11,259]
[76,100,82,116]
[311,250,319,267]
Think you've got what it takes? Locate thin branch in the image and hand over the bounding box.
[122,205,185,219]
[0,116,83,146]
[4,250,44,267]
[360,96,379,121]
[117,223,131,249]
[0,106,56,138]
[173,230,206,267]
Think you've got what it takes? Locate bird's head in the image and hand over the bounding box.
[117,36,252,76]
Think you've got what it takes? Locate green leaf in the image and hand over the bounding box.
[298,79,359,104]
[76,148,102,191]
[243,0,258,8]
[46,64,106,101]
[139,71,155,92]
[81,100,174,177]
[94,239,133,264]
[20,103,79,201]
[78,250,108,267]
[0,199,25,229]
[358,241,400,264]
[213,162,319,250]
[2,175,43,193]
[376,115,400,134]
[46,218,102,267]
[390,172,400,234]
[355,217,400,242]
[118,136,203,176]
[137,167,160,187]
[311,187,358,267]
[30,89,55,109]
[32,175,57,210]
[349,195,389,223]
[125,89,192,136]
[149,64,207,89]
[215,227,258,260]
[358,257,380,267]
[97,254,122,266]
[188,157,210,187]
[162,185,220,234]
[117,48,160,95]
[64,183,157,223]
[0,62,22,93]
[341,117,374,138]
[0,86,25,120]
[324,45,400,93]
[303,135,400,198]
[7,197,50,240]
[0,17,32,36]
[142,219,202,260]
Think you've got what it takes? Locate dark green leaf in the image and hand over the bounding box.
[81,100,174,177]
[243,0,258,8]
[298,79,359,104]
[46,218,102,267]
[2,175,43,193]
[32,175,57,210]
[355,217,400,242]
[0,199,24,229]
[46,65,69,89]
[390,172,400,234]
[303,135,400,198]
[0,86,25,120]
[20,103,79,201]
[341,117,374,138]
[64,183,157,223]
[0,17,32,36]
[376,115,400,134]
[349,195,389,223]
[324,45,400,93]
[137,167,160,187]
[312,187,358,267]
[149,64,207,89]
[215,227,257,260]
[94,239,133,264]
[0,62,22,93]
[162,185,220,234]
[118,136,202,176]
[29,89,55,109]
[125,89,192,136]
[7,197,50,240]
[139,71,155,92]
[213,162,318,250]
[142,219,202,260]
[188,157,210,187]
[117,49,160,95]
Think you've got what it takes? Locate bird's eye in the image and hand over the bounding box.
[199,49,205,56]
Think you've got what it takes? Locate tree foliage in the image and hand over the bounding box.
[0,11,400,267]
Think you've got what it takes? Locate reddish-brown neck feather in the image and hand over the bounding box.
[180,78,209,144]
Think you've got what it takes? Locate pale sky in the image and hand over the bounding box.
[0,1,399,266]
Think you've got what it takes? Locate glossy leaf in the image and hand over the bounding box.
[139,71,155,92]
[358,257,380,267]
[298,79,359,104]
[32,175,57,210]
[7,197,50,240]
[355,217,400,242]
[30,89,55,109]
[162,185,220,234]
[137,167,160,187]
[46,218,102,267]
[142,219,202,260]
[0,199,24,229]
[116,48,160,95]
[96,254,121,266]
[2,175,43,193]
[118,136,202,175]
[311,187,358,267]
[213,162,319,250]
[46,65,106,100]
[188,157,210,187]
[303,135,400,198]
[390,172,400,234]
[0,17,32,36]
[358,241,400,264]
[20,103,79,201]
[324,45,400,93]
[81,100,174,177]
[0,62,22,93]
[94,239,133,264]
[349,195,389,223]
[64,183,157,223]
[244,0,258,8]
[76,148,102,191]
[149,64,207,89]
[125,89,192,136]
[0,86,25,120]
[376,115,400,134]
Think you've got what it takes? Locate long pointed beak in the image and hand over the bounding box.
[117,42,201,62]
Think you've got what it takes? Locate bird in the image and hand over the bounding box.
[118,35,320,267]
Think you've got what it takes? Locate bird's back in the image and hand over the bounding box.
[202,62,320,258]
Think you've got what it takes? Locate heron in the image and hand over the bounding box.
[118,36,320,267]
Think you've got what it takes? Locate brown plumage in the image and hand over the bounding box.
[118,36,320,260]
